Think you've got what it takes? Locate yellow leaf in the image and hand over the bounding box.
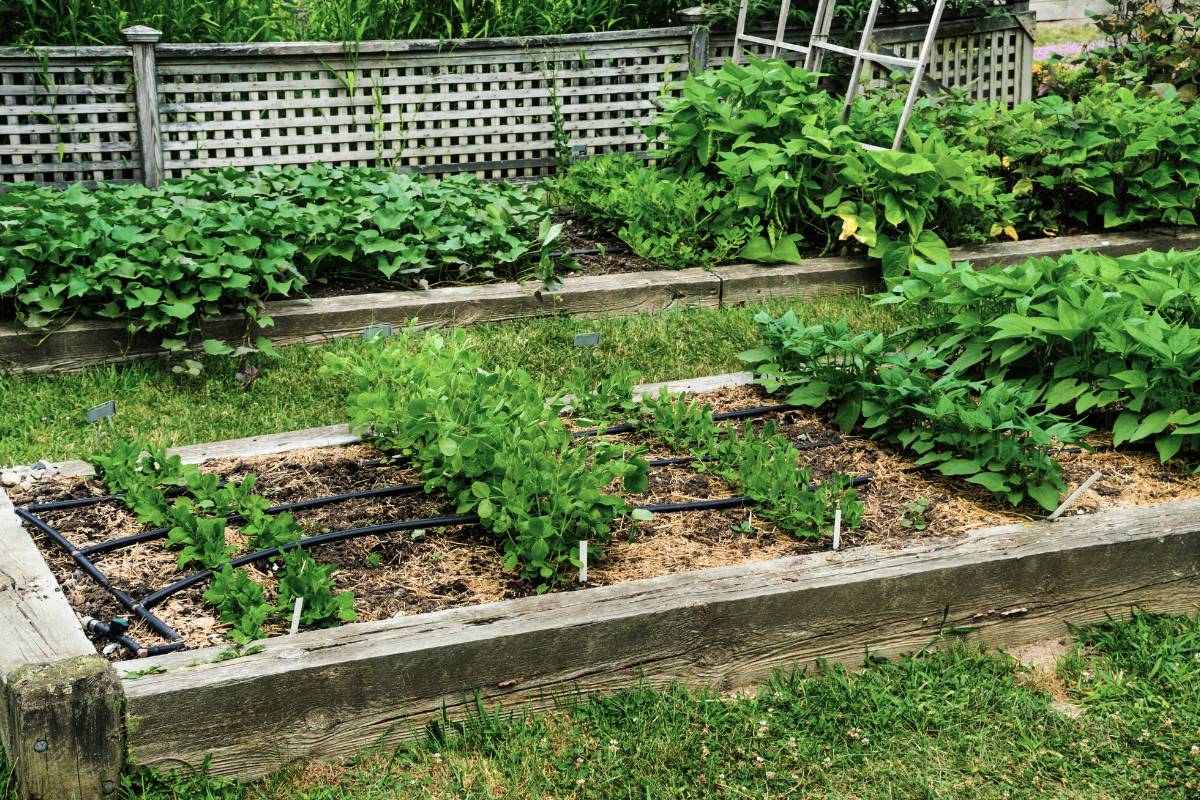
[1001,155,1011,168]
[838,215,858,241]
[1003,225,1018,241]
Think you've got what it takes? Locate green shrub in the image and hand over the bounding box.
[569,57,1012,274]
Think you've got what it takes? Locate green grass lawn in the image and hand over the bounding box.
[0,294,908,466]
[1034,21,1100,46]
[3,610,1197,799]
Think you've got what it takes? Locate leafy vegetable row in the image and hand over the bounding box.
[2,164,560,360]
[562,57,1200,277]
[740,247,1200,511]
[89,439,354,644]
[325,330,651,589]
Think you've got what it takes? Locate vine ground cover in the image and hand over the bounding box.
[0,165,561,361]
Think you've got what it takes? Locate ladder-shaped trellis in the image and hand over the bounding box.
[731,0,948,149]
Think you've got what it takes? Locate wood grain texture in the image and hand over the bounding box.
[0,487,92,678]
[3,656,125,800]
[0,490,122,800]
[123,498,1200,780]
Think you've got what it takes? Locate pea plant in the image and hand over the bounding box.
[324,331,649,588]
[87,438,355,644]
[635,389,863,538]
[558,362,643,425]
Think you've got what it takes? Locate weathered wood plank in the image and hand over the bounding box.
[0,488,124,800]
[3,230,1197,374]
[123,498,1200,780]
[0,488,93,676]
[0,269,720,373]
[3,657,125,800]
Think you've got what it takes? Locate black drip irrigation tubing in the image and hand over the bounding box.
[20,467,870,656]
[27,483,190,513]
[77,481,428,558]
[19,402,836,656]
[15,507,184,656]
[139,473,874,616]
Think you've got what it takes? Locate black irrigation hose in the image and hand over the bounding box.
[83,616,187,659]
[16,508,182,642]
[78,481,428,557]
[140,473,874,612]
[28,483,189,513]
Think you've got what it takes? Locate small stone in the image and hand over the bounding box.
[30,469,46,481]
[32,460,51,471]
[1,472,19,487]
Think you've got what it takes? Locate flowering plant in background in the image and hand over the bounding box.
[1032,57,1088,97]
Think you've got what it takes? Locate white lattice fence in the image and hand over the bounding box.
[0,13,1033,187]
[0,47,140,184]
[154,30,690,181]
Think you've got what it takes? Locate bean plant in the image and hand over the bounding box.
[743,248,1200,511]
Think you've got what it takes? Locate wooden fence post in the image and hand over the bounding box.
[1,488,126,800]
[679,6,710,75]
[122,26,163,189]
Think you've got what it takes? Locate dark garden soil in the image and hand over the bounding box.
[12,383,1200,659]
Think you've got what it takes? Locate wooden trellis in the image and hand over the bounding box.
[0,13,1034,187]
[730,0,948,149]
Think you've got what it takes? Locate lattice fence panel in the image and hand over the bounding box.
[708,13,1033,106]
[0,48,140,184]
[881,25,1032,105]
[155,33,689,182]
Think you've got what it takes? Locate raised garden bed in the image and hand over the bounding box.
[13,378,1200,656]
[3,228,1198,373]
[3,372,1200,796]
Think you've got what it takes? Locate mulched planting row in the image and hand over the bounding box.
[12,383,1200,658]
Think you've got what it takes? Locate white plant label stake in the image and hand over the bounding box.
[579,540,588,583]
[1048,470,1102,521]
[289,596,304,636]
[832,504,842,551]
